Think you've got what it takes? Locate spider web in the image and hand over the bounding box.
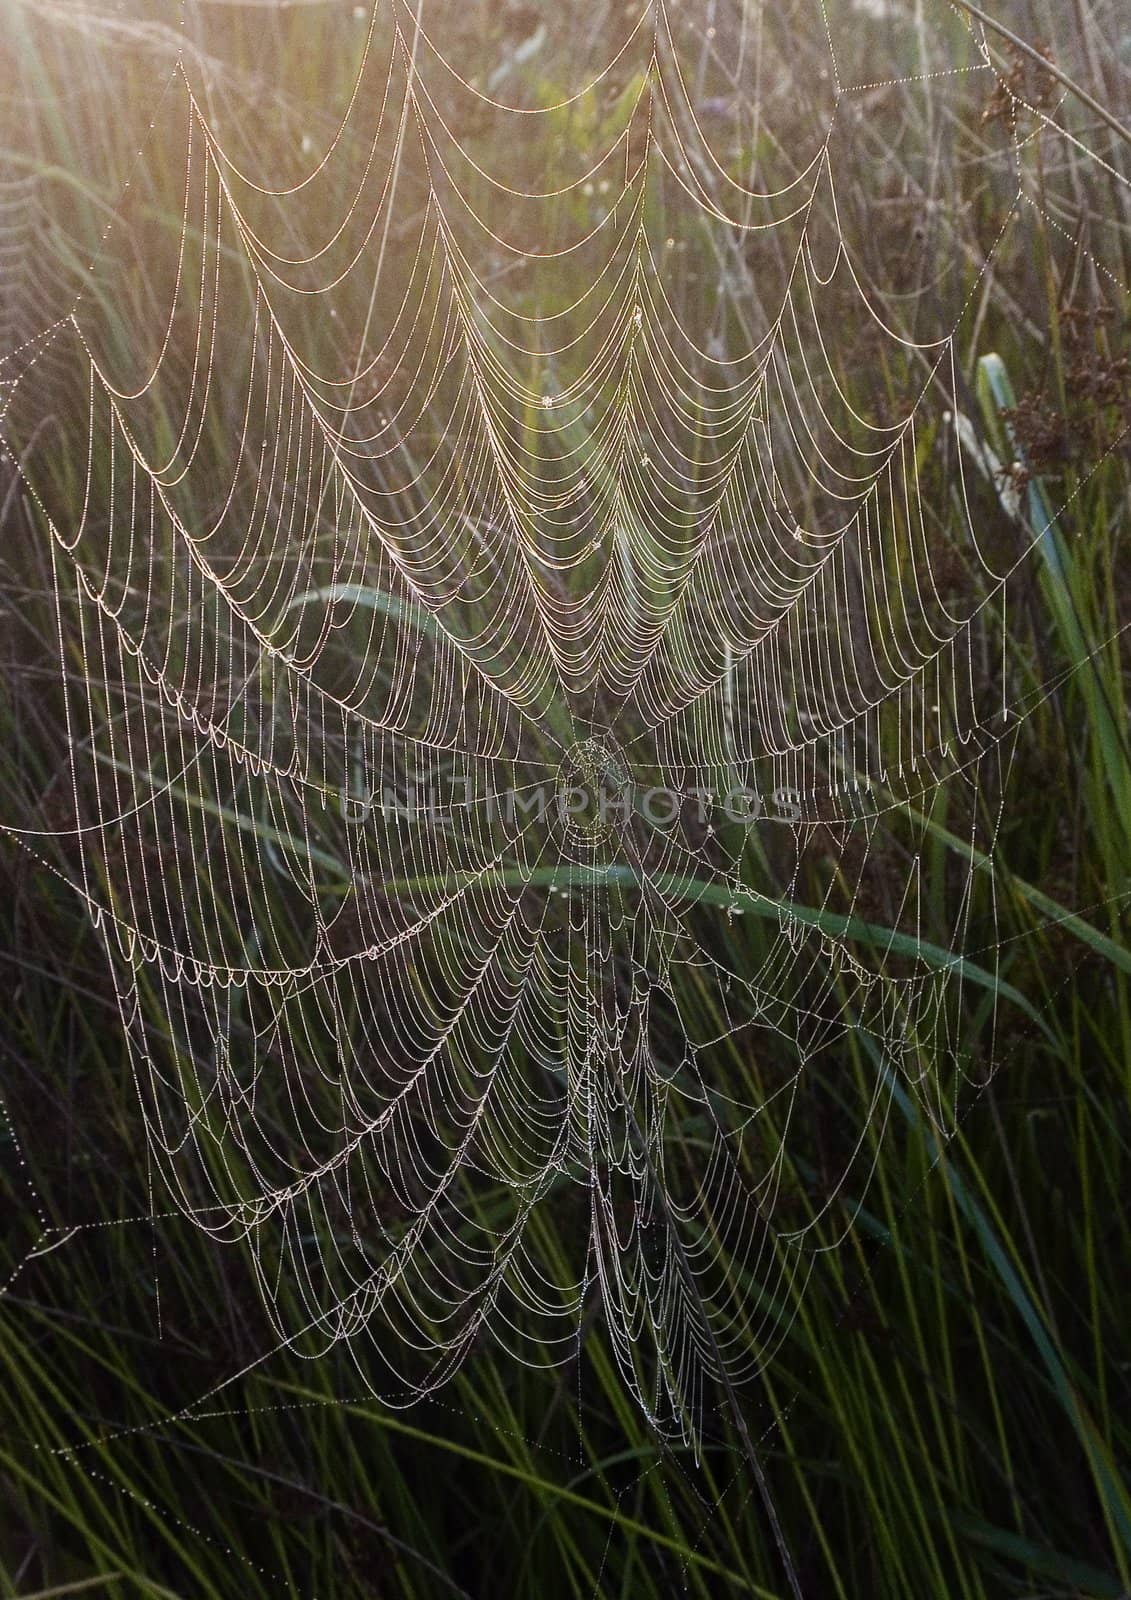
[1,0,1126,1450]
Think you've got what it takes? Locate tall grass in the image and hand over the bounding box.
[1,1,1130,1596]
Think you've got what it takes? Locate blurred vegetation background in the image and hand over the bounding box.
[1,1,1130,1596]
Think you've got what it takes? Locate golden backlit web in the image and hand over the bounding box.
[1,0,1125,1471]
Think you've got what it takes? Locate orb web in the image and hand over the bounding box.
[1,0,1126,1447]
